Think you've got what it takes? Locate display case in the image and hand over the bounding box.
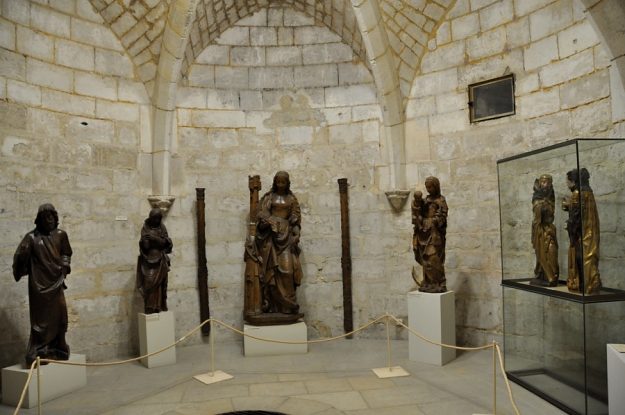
[497,139,625,415]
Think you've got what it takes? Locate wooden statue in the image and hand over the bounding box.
[562,168,601,294]
[411,177,448,293]
[13,204,73,366]
[244,171,304,325]
[136,208,173,313]
[530,174,559,287]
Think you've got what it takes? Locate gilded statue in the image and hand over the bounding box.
[136,208,173,314]
[530,174,559,287]
[13,204,73,366]
[562,168,601,294]
[411,176,448,293]
[244,171,304,325]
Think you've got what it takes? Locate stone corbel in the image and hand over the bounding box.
[148,195,176,214]
[385,190,410,213]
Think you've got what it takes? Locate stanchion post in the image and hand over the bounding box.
[493,340,497,415]
[210,319,215,377]
[386,315,392,371]
[36,357,41,415]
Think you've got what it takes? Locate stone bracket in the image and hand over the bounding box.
[385,190,410,212]
[148,195,176,213]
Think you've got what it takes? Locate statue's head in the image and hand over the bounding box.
[272,171,291,193]
[147,208,163,227]
[424,176,440,196]
[35,203,59,234]
[538,174,553,190]
[566,168,590,191]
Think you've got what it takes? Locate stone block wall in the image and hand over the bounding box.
[171,6,413,343]
[405,0,624,346]
[0,1,151,366]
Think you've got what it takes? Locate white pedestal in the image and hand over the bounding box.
[607,344,625,415]
[244,322,308,356]
[138,311,176,368]
[2,354,87,408]
[407,290,456,365]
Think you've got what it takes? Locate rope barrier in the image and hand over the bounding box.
[11,313,520,415]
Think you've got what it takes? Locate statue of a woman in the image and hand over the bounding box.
[412,176,448,293]
[562,168,601,294]
[13,204,73,366]
[136,208,173,314]
[530,174,559,287]
[251,171,304,323]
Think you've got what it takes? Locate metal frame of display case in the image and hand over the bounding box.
[497,138,625,415]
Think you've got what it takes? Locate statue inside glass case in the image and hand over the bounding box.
[530,174,559,287]
[244,171,304,325]
[411,176,448,293]
[13,204,73,366]
[562,168,602,294]
[136,208,173,314]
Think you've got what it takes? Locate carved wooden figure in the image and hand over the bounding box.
[244,171,304,325]
[136,208,173,314]
[411,177,448,293]
[13,204,73,366]
[562,168,601,294]
[530,174,559,287]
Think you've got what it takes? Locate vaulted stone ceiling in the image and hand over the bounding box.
[88,0,172,86]
[87,0,625,108]
[182,0,367,76]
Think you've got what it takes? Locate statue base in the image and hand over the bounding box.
[1,354,87,408]
[608,344,625,414]
[244,321,308,356]
[407,290,456,366]
[138,311,176,368]
[244,312,304,326]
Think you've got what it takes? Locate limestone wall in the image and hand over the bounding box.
[405,0,624,346]
[171,6,413,343]
[0,1,151,365]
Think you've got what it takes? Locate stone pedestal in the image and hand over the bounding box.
[407,290,456,366]
[244,322,307,356]
[138,311,176,368]
[2,354,87,408]
[607,344,625,414]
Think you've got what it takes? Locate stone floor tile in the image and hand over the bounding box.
[278,397,334,414]
[231,395,286,411]
[305,377,353,393]
[418,398,489,415]
[344,404,426,415]
[346,375,394,390]
[249,380,308,396]
[294,391,368,411]
[182,383,249,402]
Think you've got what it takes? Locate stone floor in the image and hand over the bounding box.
[1,337,566,415]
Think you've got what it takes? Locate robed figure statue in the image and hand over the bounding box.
[136,208,173,314]
[530,174,559,287]
[13,204,73,366]
[562,168,602,294]
[411,176,448,293]
[244,171,304,325]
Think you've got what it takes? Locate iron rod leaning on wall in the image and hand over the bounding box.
[338,178,353,338]
[196,188,210,336]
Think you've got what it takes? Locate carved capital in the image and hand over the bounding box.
[147,195,176,214]
[384,190,410,213]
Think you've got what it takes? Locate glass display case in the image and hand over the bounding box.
[497,139,625,415]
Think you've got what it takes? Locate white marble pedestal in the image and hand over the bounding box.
[1,354,87,408]
[138,311,176,368]
[244,322,307,356]
[607,344,625,415]
[407,290,456,365]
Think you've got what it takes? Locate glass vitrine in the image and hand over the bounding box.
[497,139,625,415]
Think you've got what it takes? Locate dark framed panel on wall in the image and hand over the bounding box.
[468,74,515,123]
